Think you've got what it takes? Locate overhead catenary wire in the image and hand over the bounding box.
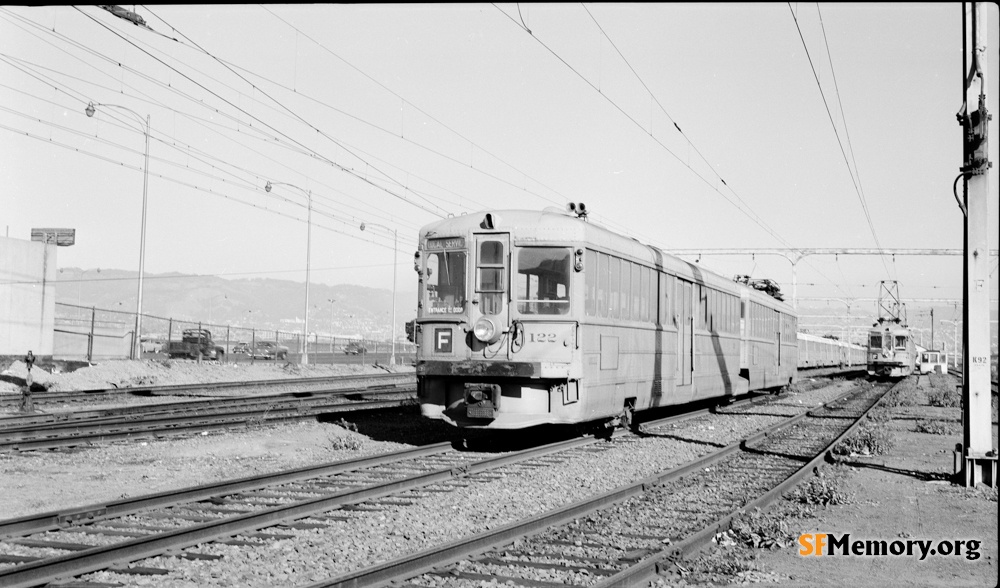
[787,3,892,278]
[73,6,452,220]
[0,11,419,234]
[495,3,799,251]
[495,4,855,301]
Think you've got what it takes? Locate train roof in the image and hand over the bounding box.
[869,322,912,334]
[420,208,795,314]
[797,331,865,349]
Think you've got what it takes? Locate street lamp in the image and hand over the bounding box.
[86,101,150,361]
[265,180,312,365]
[360,222,397,366]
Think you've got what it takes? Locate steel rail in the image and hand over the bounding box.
[0,397,412,452]
[0,442,453,539]
[0,431,617,588]
[0,388,784,586]
[299,386,864,588]
[0,372,416,407]
[0,384,413,429]
[0,385,413,430]
[593,382,895,587]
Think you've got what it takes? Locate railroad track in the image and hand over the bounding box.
[0,382,415,452]
[0,372,416,408]
[0,383,865,588]
[946,366,999,395]
[306,380,893,588]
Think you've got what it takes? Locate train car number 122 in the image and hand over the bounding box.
[529,333,557,343]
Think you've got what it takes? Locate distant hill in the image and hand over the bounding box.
[54,268,416,341]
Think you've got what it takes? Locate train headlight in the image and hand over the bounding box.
[473,317,500,343]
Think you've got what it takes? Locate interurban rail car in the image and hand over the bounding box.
[918,350,949,374]
[867,320,918,379]
[412,207,830,430]
[796,332,866,369]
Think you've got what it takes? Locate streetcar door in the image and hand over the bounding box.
[678,279,693,386]
[472,233,511,358]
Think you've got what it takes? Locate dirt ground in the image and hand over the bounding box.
[681,374,998,588]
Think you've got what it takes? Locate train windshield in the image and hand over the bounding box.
[516,247,571,315]
[425,246,467,314]
[869,333,883,349]
[894,335,908,349]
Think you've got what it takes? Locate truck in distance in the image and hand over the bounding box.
[166,329,226,360]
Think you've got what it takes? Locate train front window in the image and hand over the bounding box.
[425,249,467,314]
[869,334,882,349]
[477,240,505,315]
[894,335,907,349]
[516,247,571,315]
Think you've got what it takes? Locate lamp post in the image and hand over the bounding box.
[86,102,149,361]
[360,222,397,366]
[264,181,312,365]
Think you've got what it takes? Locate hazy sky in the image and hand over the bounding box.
[2,4,997,332]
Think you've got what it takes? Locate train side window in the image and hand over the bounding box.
[515,247,571,315]
[640,265,651,322]
[699,286,708,330]
[658,273,666,325]
[726,294,736,333]
[585,249,598,317]
[667,274,676,326]
[620,261,631,320]
[609,256,621,319]
[631,262,642,321]
[731,296,738,333]
[598,252,609,317]
[708,288,715,332]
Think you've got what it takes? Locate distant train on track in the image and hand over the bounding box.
[866,319,918,379]
[412,206,865,431]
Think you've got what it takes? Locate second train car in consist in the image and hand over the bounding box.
[413,206,804,430]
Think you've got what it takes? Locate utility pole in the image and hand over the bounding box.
[956,2,995,488]
[930,308,935,350]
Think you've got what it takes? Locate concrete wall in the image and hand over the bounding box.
[0,235,56,360]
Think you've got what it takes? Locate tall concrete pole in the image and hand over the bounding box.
[958,2,995,488]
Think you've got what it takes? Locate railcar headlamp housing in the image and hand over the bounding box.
[473,317,500,343]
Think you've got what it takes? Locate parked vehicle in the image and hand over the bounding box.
[232,342,251,355]
[140,338,164,353]
[166,329,225,360]
[252,340,289,360]
[344,342,368,355]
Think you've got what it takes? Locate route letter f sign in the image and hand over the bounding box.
[434,328,452,353]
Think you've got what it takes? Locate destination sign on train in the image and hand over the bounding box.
[426,237,465,250]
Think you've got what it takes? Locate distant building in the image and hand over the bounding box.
[0,235,57,363]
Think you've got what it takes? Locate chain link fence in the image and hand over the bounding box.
[54,302,416,366]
